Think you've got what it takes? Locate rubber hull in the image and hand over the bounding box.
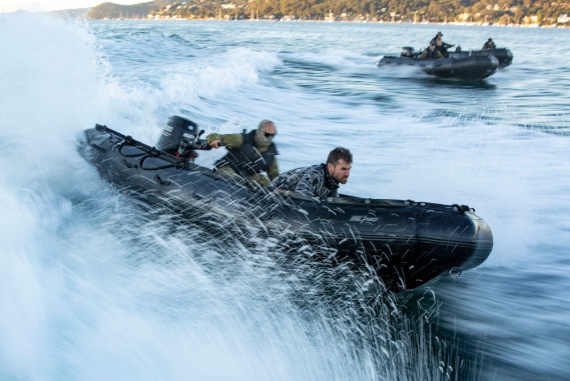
[378,54,499,80]
[79,124,493,291]
[458,48,513,68]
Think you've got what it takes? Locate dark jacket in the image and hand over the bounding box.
[270,163,339,199]
[214,130,278,178]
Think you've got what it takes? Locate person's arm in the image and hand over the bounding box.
[267,158,279,181]
[206,133,243,148]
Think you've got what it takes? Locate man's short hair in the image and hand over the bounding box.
[327,147,352,165]
[258,119,274,131]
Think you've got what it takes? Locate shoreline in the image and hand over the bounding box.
[85,17,569,29]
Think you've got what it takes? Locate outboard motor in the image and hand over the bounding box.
[400,46,415,57]
[156,115,200,156]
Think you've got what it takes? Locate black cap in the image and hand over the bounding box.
[488,38,493,41]
[437,31,443,35]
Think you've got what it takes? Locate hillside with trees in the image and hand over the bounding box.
[86,0,570,26]
[87,1,171,19]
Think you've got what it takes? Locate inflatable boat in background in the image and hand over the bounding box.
[378,46,499,80]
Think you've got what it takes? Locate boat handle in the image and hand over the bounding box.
[122,159,137,169]
[154,175,172,187]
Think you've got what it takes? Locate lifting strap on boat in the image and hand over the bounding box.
[95,123,195,172]
[118,141,147,158]
[449,267,462,278]
[148,147,160,157]
[174,160,190,170]
[124,135,135,145]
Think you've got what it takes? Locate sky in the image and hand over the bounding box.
[1,0,144,13]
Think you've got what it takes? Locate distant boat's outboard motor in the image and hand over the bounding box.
[156,115,202,160]
[400,46,415,57]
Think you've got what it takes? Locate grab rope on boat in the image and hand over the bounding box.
[451,204,474,213]
[449,267,462,278]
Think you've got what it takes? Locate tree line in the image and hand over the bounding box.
[87,0,570,26]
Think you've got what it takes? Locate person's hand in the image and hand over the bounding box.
[210,139,221,148]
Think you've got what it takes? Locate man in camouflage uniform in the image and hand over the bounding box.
[206,120,279,187]
[269,147,352,198]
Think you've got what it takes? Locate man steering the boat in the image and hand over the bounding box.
[206,120,279,187]
[430,31,454,57]
[269,147,352,198]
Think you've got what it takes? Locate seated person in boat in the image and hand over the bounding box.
[430,31,444,45]
[207,120,279,187]
[482,38,496,50]
[269,147,352,198]
[421,41,444,59]
[435,39,450,58]
[430,31,454,55]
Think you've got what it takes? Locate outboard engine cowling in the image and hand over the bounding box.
[400,46,415,57]
[156,115,199,155]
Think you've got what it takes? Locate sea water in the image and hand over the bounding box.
[1,12,570,380]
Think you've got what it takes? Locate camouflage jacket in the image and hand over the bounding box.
[269,164,339,199]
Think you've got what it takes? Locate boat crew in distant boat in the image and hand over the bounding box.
[421,41,444,59]
[482,38,496,49]
[435,39,450,57]
[206,120,279,187]
[430,31,454,57]
[429,31,444,45]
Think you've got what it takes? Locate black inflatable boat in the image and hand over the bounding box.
[79,116,494,291]
[378,46,499,80]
